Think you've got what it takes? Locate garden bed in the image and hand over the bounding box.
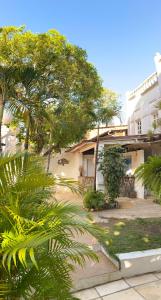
[98,218,161,255]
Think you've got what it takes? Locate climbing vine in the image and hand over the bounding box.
[99,146,125,206]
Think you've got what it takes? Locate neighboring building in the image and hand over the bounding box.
[50,52,161,200]
[1,125,18,153]
[49,125,127,181]
[127,52,161,135]
[1,112,18,153]
[122,52,161,198]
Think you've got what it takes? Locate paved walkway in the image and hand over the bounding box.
[55,189,161,220]
[94,197,161,220]
[73,272,161,299]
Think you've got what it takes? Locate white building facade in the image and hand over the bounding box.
[127,53,161,135]
[124,52,161,198]
[1,111,18,153]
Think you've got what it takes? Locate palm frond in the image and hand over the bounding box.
[0,152,107,299]
[135,155,161,198]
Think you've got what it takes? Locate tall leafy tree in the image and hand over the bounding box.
[0,65,18,152]
[94,89,121,190]
[0,26,27,152]
[0,26,102,152]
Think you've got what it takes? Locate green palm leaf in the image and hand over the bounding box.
[0,152,107,299]
[135,155,161,198]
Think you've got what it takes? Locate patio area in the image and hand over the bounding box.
[73,272,161,299]
[55,188,161,220]
[93,197,161,221]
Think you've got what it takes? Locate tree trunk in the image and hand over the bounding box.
[0,92,5,153]
[46,132,52,173]
[94,125,100,191]
[46,151,51,173]
[24,115,30,151]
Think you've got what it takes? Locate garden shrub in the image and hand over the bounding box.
[99,146,125,206]
[83,190,105,210]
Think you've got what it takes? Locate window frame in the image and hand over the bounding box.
[137,119,142,134]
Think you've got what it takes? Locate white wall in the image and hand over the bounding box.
[126,150,144,199]
[49,149,82,180]
[96,143,105,191]
[2,125,18,153]
[127,53,161,135]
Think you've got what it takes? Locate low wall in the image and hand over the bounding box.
[73,245,161,291]
[117,248,161,277]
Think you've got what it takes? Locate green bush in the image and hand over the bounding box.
[99,146,125,204]
[83,190,105,210]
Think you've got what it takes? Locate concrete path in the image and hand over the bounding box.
[93,197,161,221]
[71,231,121,291]
[71,251,120,291]
[55,189,161,220]
[73,272,161,299]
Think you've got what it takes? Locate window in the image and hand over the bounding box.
[137,120,142,134]
[124,156,132,175]
[153,113,159,128]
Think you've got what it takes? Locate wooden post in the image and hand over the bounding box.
[94,125,100,191]
[0,92,5,153]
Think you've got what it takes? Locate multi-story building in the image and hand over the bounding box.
[127,52,161,135]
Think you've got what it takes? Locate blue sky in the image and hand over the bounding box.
[1,0,161,107]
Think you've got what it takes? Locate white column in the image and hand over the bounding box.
[96,143,104,191]
[134,150,145,199]
[154,52,161,95]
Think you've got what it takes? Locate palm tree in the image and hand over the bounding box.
[94,89,121,190]
[0,65,17,152]
[135,155,161,200]
[7,66,43,151]
[0,152,106,299]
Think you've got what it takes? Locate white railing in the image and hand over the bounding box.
[127,72,158,100]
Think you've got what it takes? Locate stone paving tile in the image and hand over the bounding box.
[102,288,144,299]
[72,287,99,300]
[125,273,158,287]
[155,272,161,279]
[95,279,129,296]
[135,279,161,300]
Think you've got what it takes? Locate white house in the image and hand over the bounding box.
[49,125,127,181]
[121,52,161,198]
[127,52,161,135]
[49,52,161,200]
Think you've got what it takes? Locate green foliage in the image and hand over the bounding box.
[94,88,121,126]
[102,218,161,256]
[83,190,105,210]
[0,25,102,153]
[135,155,161,200]
[99,146,125,204]
[0,152,107,299]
